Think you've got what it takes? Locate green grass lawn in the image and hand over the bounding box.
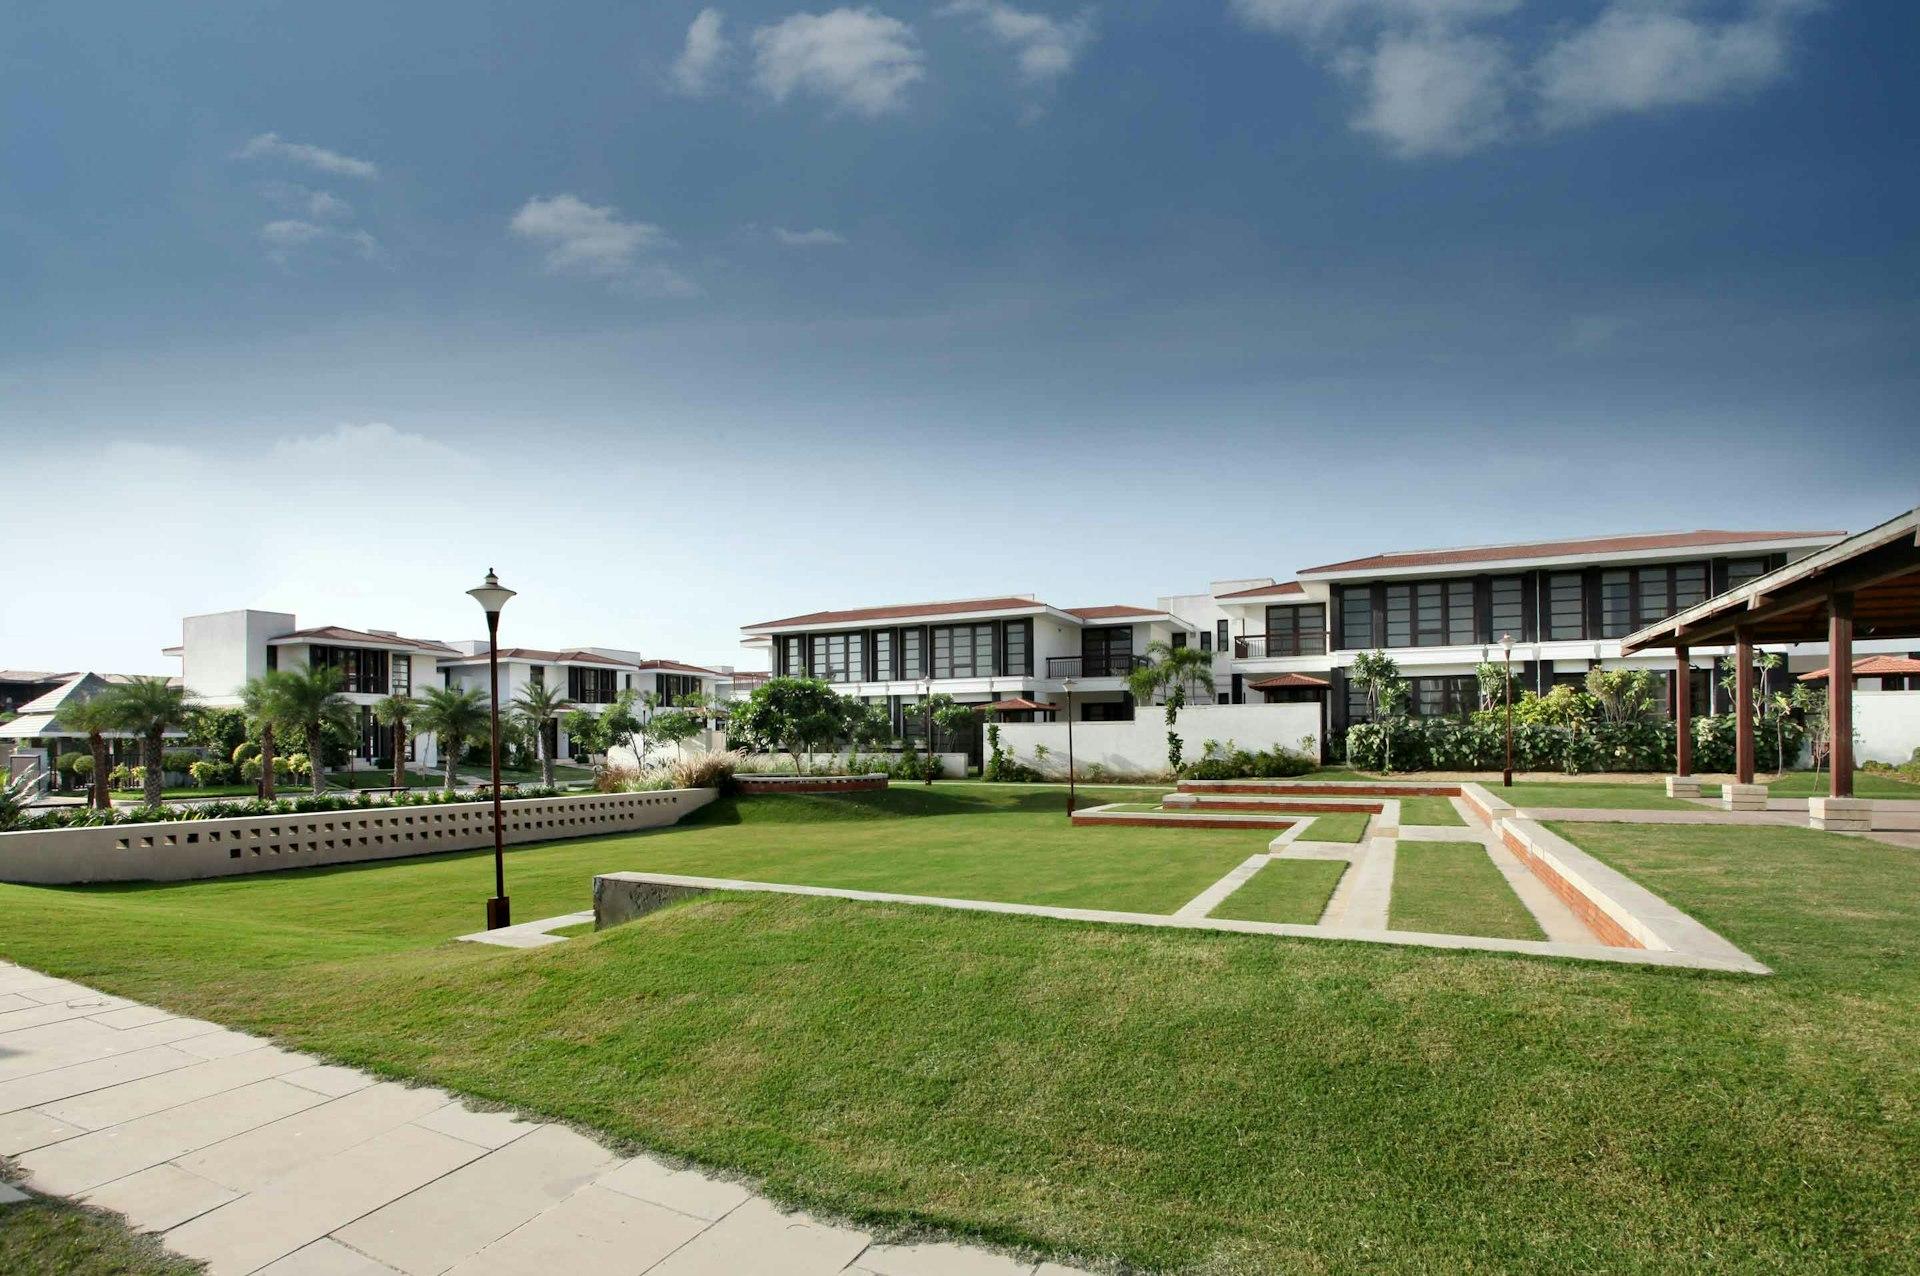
[1700,770,1920,799]
[1496,781,1695,810]
[1389,844,1543,941]
[1300,810,1371,842]
[3,794,1917,1272]
[325,770,453,791]
[109,783,258,801]
[1207,859,1346,925]
[1397,795,1464,826]
[465,764,596,786]
[0,1188,200,1275]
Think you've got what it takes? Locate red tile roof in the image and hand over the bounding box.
[1247,673,1330,690]
[1299,529,1845,576]
[745,596,1047,630]
[1064,605,1165,621]
[633,659,723,676]
[980,697,1060,712]
[269,626,460,655]
[1797,655,1920,681]
[1215,580,1304,600]
[444,647,633,667]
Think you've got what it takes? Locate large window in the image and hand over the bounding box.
[872,630,893,680]
[1414,676,1479,719]
[391,655,411,696]
[932,624,995,678]
[656,673,700,704]
[1216,620,1229,651]
[1338,587,1375,649]
[1003,620,1032,676]
[808,633,864,683]
[1725,557,1770,592]
[1488,577,1525,643]
[309,644,389,694]
[567,665,618,703]
[780,637,803,676]
[1265,604,1326,656]
[1384,580,1476,648]
[901,628,924,679]
[1081,626,1134,676]
[1546,573,1585,641]
[1600,564,1708,637]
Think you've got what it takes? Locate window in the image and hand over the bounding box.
[1599,571,1633,638]
[1003,620,1031,676]
[1346,681,1372,723]
[1546,573,1585,641]
[1339,587,1375,650]
[1446,580,1476,644]
[1081,626,1134,676]
[529,665,543,688]
[1488,577,1525,643]
[1726,557,1769,592]
[1385,585,1412,648]
[931,624,995,678]
[1601,564,1710,637]
[1082,699,1133,722]
[1216,620,1229,651]
[807,634,861,683]
[656,673,700,704]
[780,637,803,676]
[392,656,411,696]
[901,628,924,679]
[567,665,618,703]
[1265,605,1327,656]
[872,630,893,680]
[309,644,389,694]
[1199,630,1213,652]
[266,646,278,672]
[1412,676,1478,719]
[1171,632,1188,649]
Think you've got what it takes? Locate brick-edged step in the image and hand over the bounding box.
[1071,806,1302,831]
[1176,780,1463,797]
[1163,793,1384,815]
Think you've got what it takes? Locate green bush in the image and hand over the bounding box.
[240,756,264,782]
[109,763,134,790]
[1186,739,1317,781]
[188,759,231,788]
[1343,714,1805,774]
[232,741,259,766]
[70,755,94,778]
[56,751,89,777]
[162,749,201,774]
[7,783,566,832]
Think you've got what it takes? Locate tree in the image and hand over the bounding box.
[372,694,420,790]
[727,677,845,772]
[1793,683,1832,776]
[415,686,491,789]
[1584,668,1662,726]
[510,681,574,786]
[239,672,292,801]
[273,664,357,796]
[102,677,193,806]
[567,703,615,764]
[57,692,119,810]
[1719,648,1784,725]
[1475,660,1516,713]
[1347,650,1402,768]
[1376,676,1410,773]
[185,706,248,761]
[647,707,707,761]
[1125,640,1216,773]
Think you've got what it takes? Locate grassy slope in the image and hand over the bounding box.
[1299,810,1370,842]
[1389,844,1542,940]
[0,1190,202,1275]
[1207,860,1346,925]
[1396,796,1463,826]
[2,796,1917,1272]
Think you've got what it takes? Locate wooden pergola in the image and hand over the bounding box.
[1622,505,1920,814]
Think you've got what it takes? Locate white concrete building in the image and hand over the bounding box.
[166,611,457,770]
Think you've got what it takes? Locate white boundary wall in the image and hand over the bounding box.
[0,788,715,886]
[1853,691,1920,765]
[997,704,1320,779]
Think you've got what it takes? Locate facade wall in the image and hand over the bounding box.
[1853,691,1920,765]
[996,703,1320,778]
[180,609,295,703]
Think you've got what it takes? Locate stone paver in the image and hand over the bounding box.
[0,955,1103,1274]
[456,909,595,949]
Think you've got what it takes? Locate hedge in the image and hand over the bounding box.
[1343,714,1805,775]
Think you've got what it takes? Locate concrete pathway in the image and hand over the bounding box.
[0,961,1093,1276]
[456,912,593,950]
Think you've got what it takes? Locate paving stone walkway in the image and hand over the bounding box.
[0,961,1091,1276]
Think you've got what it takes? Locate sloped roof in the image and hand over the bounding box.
[980,697,1060,712]
[744,596,1048,630]
[1064,605,1166,621]
[268,626,460,655]
[1216,580,1305,601]
[0,670,74,683]
[443,647,634,668]
[17,673,116,715]
[1300,529,1843,576]
[1247,673,1331,690]
[1797,655,1920,681]
[634,659,724,676]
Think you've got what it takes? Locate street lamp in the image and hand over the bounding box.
[920,678,934,787]
[1062,675,1077,817]
[1500,632,1515,789]
[467,568,516,930]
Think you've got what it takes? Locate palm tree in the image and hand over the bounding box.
[102,677,193,806]
[372,694,420,790]
[510,681,573,786]
[58,692,119,810]
[1126,639,1217,775]
[240,671,293,800]
[415,685,491,790]
[273,663,357,796]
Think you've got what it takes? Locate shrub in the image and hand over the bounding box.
[108,764,134,790]
[162,749,201,774]
[239,756,264,782]
[57,751,89,778]
[188,759,231,788]
[1185,740,1316,781]
[666,749,740,793]
[1342,714,1805,775]
[232,741,259,766]
[70,755,94,778]
[279,753,311,780]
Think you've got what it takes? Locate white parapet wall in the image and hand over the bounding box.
[996,703,1320,780]
[0,788,716,886]
[1853,691,1920,765]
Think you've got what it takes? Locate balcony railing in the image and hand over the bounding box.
[1046,655,1148,679]
[1232,635,1327,660]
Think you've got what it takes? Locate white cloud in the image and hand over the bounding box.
[1229,0,1517,41]
[751,8,925,118]
[1536,1,1811,130]
[509,194,694,294]
[262,182,353,221]
[772,226,847,245]
[234,132,378,179]
[943,2,1095,84]
[1344,30,1513,157]
[670,8,731,95]
[257,219,378,263]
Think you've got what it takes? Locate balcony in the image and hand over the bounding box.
[1046,655,1148,679]
[1233,635,1327,660]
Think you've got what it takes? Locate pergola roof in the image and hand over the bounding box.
[1622,506,1920,651]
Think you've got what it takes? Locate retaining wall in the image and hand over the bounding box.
[0,788,716,885]
[736,774,888,795]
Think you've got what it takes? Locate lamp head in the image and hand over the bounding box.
[1061,676,1076,692]
[1499,633,1513,654]
[467,568,516,616]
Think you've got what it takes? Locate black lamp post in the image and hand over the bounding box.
[920,678,934,786]
[1500,632,1515,789]
[468,568,516,929]
[1062,675,1077,817]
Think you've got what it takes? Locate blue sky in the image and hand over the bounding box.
[3,1,1915,674]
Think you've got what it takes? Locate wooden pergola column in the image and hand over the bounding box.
[1734,625,1756,786]
[1674,645,1693,778]
[1829,592,1854,798]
